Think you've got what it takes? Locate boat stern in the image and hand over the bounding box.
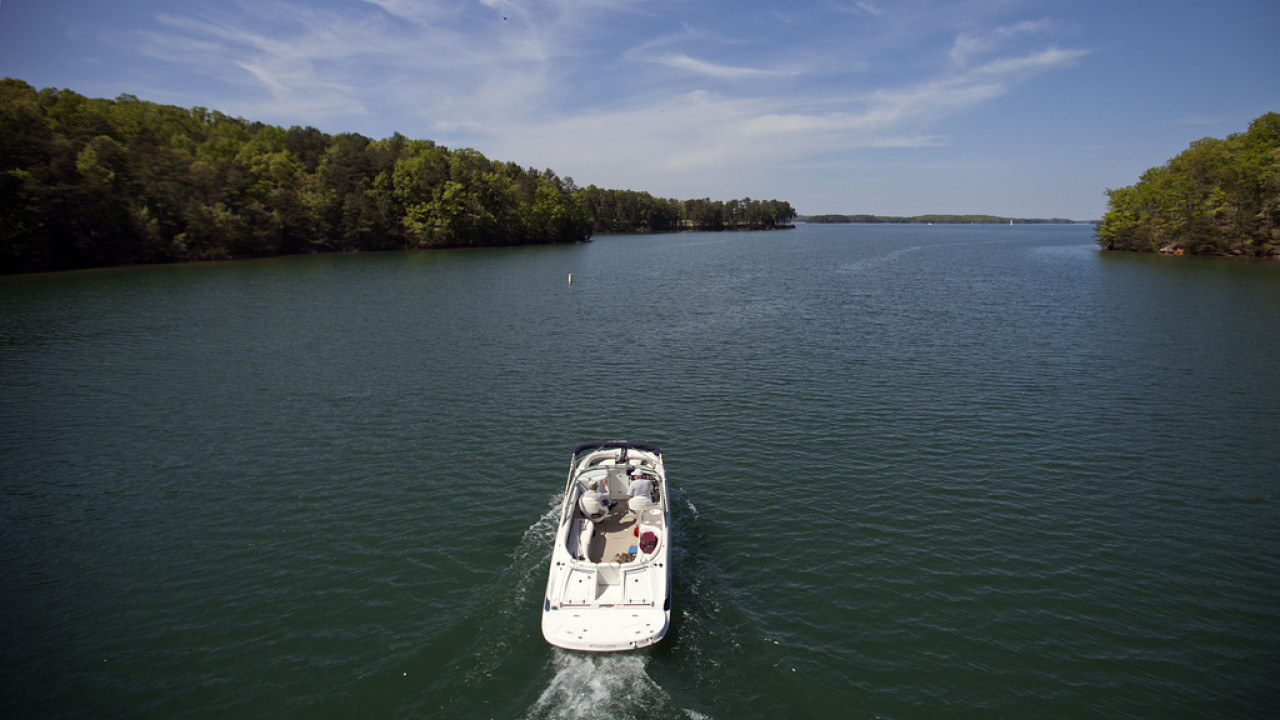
[541,602,669,652]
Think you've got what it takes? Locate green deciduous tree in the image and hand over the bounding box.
[0,78,793,273]
[1097,113,1280,258]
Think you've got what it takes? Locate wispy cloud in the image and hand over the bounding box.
[950,18,1057,67]
[123,0,1088,199]
[138,8,372,118]
[854,2,886,19]
[135,0,598,131]
[654,54,796,79]
[359,0,458,23]
[830,1,887,18]
[482,38,1088,198]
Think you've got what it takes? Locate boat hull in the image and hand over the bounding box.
[541,442,671,652]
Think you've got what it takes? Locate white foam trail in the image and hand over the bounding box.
[515,496,563,550]
[525,651,669,720]
[505,496,564,606]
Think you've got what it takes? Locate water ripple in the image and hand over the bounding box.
[3,227,1278,719]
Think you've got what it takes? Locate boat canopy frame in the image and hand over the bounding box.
[571,440,662,457]
[560,441,663,528]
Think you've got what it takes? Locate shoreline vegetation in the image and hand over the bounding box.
[0,78,795,275]
[801,214,1081,224]
[1096,112,1280,259]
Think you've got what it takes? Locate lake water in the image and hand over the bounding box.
[2,224,1278,719]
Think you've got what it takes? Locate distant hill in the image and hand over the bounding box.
[801,214,1080,224]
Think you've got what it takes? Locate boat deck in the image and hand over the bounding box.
[587,504,641,563]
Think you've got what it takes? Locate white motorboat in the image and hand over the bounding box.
[541,441,671,651]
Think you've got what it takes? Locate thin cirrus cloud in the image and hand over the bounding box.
[494,41,1089,193]
[137,7,380,117]
[949,18,1057,67]
[123,1,1087,197]
[653,53,797,80]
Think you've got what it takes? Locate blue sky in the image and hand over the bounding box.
[1,0,1277,219]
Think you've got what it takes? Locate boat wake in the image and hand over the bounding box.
[519,489,715,720]
[525,651,674,720]
[507,496,563,590]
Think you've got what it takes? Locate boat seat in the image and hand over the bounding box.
[578,491,608,523]
[627,495,652,518]
[576,519,595,560]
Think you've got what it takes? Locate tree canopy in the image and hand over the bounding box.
[581,189,795,234]
[1095,113,1280,258]
[0,79,794,274]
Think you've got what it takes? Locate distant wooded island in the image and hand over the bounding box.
[0,79,795,274]
[802,214,1081,224]
[1096,112,1279,259]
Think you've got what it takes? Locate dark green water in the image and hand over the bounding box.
[2,224,1278,719]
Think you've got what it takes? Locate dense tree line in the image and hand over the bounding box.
[0,79,592,273]
[1096,113,1280,258]
[581,188,795,233]
[804,214,1077,224]
[0,79,794,274]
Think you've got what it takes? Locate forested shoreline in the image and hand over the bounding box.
[803,214,1078,224]
[0,79,795,274]
[1096,113,1280,258]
